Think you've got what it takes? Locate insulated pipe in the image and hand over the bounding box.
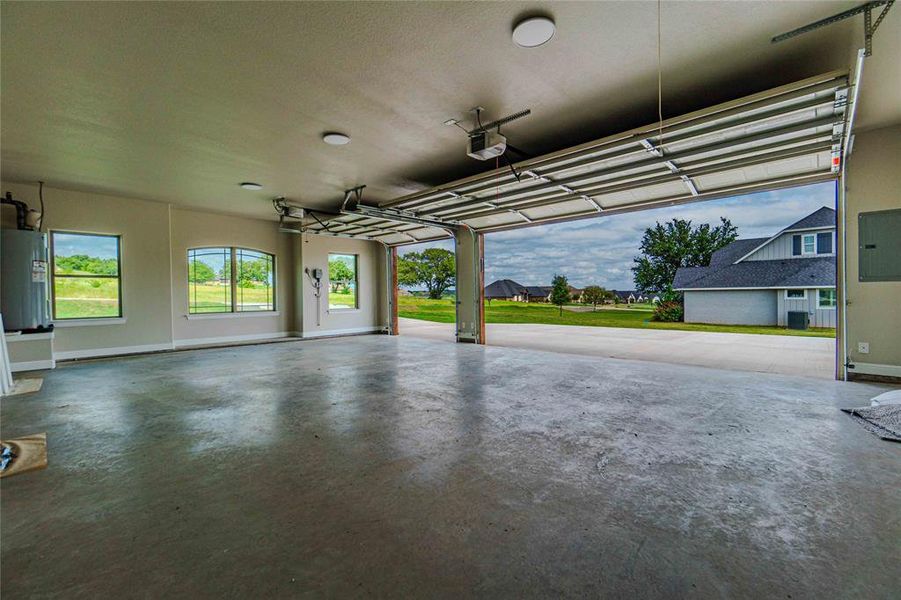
[1,192,30,230]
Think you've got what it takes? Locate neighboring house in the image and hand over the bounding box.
[484,279,549,302]
[613,290,656,304]
[485,279,527,301]
[484,280,580,303]
[674,206,836,327]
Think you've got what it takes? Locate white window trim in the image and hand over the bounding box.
[801,233,816,255]
[187,246,277,315]
[327,253,360,311]
[185,311,280,320]
[817,289,837,309]
[52,317,127,327]
[785,289,807,300]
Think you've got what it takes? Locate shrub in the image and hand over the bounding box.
[652,300,684,322]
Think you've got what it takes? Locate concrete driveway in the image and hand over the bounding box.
[399,318,836,379]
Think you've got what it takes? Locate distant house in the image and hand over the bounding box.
[485,279,534,301]
[612,290,656,304]
[674,207,836,327]
[484,279,579,303]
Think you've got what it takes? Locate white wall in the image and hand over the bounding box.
[684,290,777,325]
[1,182,173,357]
[843,124,901,378]
[744,229,835,261]
[1,181,388,360]
[170,207,294,346]
[297,234,388,338]
[776,289,837,328]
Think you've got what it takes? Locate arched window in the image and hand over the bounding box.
[188,247,275,313]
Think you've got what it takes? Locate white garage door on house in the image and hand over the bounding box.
[684,290,777,326]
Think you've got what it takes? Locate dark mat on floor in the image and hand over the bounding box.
[841,404,901,442]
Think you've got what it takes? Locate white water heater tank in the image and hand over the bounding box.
[0,229,51,332]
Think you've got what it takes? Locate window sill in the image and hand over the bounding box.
[185,311,280,320]
[52,317,127,328]
[328,308,360,313]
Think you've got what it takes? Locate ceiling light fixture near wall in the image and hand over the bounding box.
[322,132,351,145]
[512,16,556,48]
[240,182,263,190]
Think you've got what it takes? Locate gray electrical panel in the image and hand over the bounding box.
[859,208,901,282]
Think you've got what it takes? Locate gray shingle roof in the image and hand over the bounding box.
[484,279,526,298]
[674,207,837,290]
[782,206,835,232]
[675,256,835,289]
[709,238,767,266]
[524,285,551,296]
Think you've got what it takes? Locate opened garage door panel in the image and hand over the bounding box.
[305,71,848,245]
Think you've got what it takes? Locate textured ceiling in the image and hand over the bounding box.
[1,1,898,220]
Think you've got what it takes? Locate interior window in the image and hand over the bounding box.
[236,248,275,312]
[786,289,806,299]
[188,247,275,314]
[328,253,358,310]
[802,233,816,254]
[188,247,232,313]
[818,289,837,308]
[51,231,122,319]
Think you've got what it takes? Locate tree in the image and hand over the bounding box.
[581,285,611,311]
[549,274,571,316]
[397,248,456,300]
[55,254,118,276]
[189,260,216,283]
[632,217,737,293]
[328,259,355,293]
[238,258,272,288]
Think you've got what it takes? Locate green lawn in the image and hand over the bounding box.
[329,290,357,309]
[399,297,835,338]
[53,278,120,318]
[53,279,275,318]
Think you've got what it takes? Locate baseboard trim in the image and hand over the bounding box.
[174,332,293,348]
[10,359,56,372]
[848,361,901,378]
[301,326,384,339]
[50,328,386,362]
[55,343,174,361]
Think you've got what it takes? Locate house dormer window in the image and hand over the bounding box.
[792,231,833,256]
[802,234,816,254]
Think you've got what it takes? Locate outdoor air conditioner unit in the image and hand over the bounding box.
[787,311,809,330]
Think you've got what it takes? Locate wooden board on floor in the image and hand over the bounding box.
[1,433,48,479]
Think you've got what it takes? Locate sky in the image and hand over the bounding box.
[53,232,119,259]
[400,181,836,291]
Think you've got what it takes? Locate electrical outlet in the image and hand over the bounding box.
[857,342,870,354]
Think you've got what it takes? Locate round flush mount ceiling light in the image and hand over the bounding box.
[512,16,556,48]
[240,182,263,190]
[322,132,351,145]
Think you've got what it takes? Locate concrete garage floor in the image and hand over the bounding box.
[2,336,899,598]
[401,318,836,379]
